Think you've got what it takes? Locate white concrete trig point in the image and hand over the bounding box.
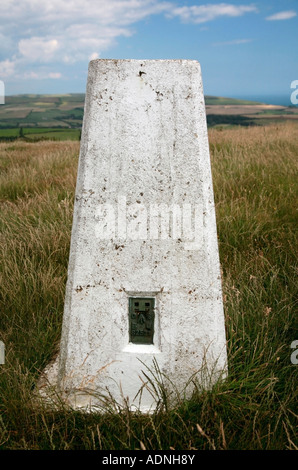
[45,59,228,412]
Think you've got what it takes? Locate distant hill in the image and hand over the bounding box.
[0,93,266,129]
[0,93,297,140]
[205,95,263,105]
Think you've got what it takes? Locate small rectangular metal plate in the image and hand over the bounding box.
[129,297,155,344]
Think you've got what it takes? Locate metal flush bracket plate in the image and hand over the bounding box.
[129,297,155,345]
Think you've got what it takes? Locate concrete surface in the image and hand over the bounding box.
[42,59,228,412]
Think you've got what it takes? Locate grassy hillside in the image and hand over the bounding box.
[0,122,297,450]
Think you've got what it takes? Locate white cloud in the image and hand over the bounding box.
[18,38,60,62]
[0,59,16,78]
[22,71,62,80]
[0,1,260,83]
[266,10,297,21]
[48,72,61,79]
[0,0,171,74]
[168,3,258,24]
[0,0,171,29]
[213,38,253,46]
[22,71,40,80]
[89,52,99,61]
[64,23,133,62]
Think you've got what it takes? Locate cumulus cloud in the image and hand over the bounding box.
[63,23,133,62]
[0,1,260,82]
[0,0,171,74]
[266,10,297,21]
[18,38,60,62]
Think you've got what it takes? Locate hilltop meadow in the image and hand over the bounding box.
[0,121,297,450]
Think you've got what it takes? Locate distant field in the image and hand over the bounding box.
[205,104,295,115]
[0,94,84,131]
[205,101,298,129]
[0,93,297,139]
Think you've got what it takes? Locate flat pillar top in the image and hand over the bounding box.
[88,58,202,74]
[89,58,200,63]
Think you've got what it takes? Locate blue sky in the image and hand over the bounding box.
[0,0,297,103]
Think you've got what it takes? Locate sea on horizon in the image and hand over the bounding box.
[232,94,294,107]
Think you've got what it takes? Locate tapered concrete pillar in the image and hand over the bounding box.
[54,59,227,411]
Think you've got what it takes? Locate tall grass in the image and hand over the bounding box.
[0,125,297,450]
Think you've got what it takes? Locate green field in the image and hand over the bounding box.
[0,127,81,141]
[0,122,297,450]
